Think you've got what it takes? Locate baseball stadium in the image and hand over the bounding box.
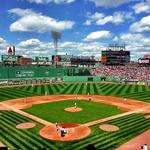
[0,43,150,150]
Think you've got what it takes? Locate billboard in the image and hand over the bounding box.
[16,70,34,78]
[138,58,150,64]
[35,57,49,62]
[2,55,18,62]
[7,46,15,55]
[60,55,72,62]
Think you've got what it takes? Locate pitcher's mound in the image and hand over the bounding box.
[39,123,91,141]
[16,122,36,129]
[64,107,82,112]
[99,124,119,132]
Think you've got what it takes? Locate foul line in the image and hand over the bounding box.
[0,102,53,126]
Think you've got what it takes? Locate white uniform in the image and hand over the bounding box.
[143,144,148,150]
[45,91,47,96]
[74,102,77,108]
[124,98,127,103]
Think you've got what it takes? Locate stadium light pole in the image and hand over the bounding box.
[51,31,61,67]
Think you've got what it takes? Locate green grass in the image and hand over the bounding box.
[68,113,150,150]
[0,83,150,102]
[1,82,150,149]
[1,111,149,150]
[0,111,58,150]
[24,100,124,124]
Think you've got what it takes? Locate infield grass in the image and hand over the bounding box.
[24,100,124,124]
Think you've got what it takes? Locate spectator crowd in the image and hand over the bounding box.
[90,66,150,81]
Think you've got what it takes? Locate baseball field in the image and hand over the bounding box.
[0,82,150,150]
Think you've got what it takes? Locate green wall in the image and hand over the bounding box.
[0,66,91,80]
[63,76,101,82]
[0,66,67,79]
[0,66,121,82]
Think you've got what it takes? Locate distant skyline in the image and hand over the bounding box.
[0,0,150,61]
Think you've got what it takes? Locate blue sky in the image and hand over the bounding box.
[0,0,150,61]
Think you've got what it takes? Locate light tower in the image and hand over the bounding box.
[51,31,61,56]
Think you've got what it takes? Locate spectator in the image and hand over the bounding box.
[90,66,150,81]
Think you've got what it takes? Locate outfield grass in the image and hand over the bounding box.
[0,83,150,102]
[24,100,124,124]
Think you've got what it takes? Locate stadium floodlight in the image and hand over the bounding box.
[51,31,61,55]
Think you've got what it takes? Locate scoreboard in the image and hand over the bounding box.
[101,50,130,64]
[70,56,95,65]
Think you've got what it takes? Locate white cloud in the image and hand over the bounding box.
[119,33,150,60]
[0,37,9,55]
[25,0,75,4]
[84,11,133,26]
[1,36,150,61]
[18,39,42,49]
[120,33,150,46]
[113,36,119,42]
[17,39,54,56]
[60,41,79,48]
[14,35,150,61]
[133,1,150,14]
[83,20,92,26]
[0,37,10,61]
[60,41,104,59]
[8,8,36,17]
[0,38,8,46]
[88,0,134,8]
[0,37,103,58]
[130,15,150,32]
[8,8,75,33]
[16,39,105,59]
[83,31,111,41]
[18,39,53,50]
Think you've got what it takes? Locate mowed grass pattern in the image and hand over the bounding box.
[1,111,150,150]
[24,100,124,124]
[0,83,150,102]
[69,113,150,150]
[0,111,58,150]
[0,82,150,149]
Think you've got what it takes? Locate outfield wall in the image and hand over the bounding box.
[63,76,101,82]
[63,76,121,82]
[0,66,122,85]
[0,66,91,79]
